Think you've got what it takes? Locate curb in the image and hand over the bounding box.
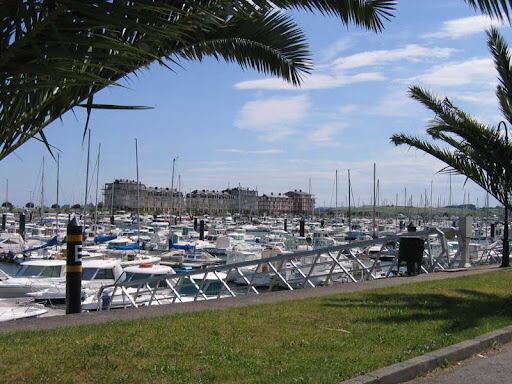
[341,325,512,384]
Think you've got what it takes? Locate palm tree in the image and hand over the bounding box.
[391,27,512,267]
[0,0,396,160]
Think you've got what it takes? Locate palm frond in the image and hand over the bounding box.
[271,0,396,32]
[0,0,396,160]
[464,0,512,21]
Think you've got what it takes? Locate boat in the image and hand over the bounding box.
[0,260,66,298]
[84,263,176,310]
[27,259,124,302]
[0,299,48,322]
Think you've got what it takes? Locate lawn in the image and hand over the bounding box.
[1,270,512,383]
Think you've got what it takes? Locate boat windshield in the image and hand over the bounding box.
[124,272,152,282]
[16,265,44,277]
[95,268,114,280]
[16,265,61,278]
[82,268,97,280]
[121,272,169,287]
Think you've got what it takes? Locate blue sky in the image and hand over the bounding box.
[0,0,509,208]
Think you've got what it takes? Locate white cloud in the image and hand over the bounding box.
[454,90,497,106]
[233,72,385,91]
[307,122,346,147]
[216,148,284,155]
[424,15,504,39]
[339,104,358,114]
[235,95,310,141]
[414,57,495,87]
[332,44,457,70]
[321,37,353,61]
[371,90,421,117]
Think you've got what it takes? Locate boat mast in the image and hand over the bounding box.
[238,183,241,217]
[170,156,177,224]
[347,169,351,232]
[41,156,45,224]
[308,177,313,218]
[56,153,59,236]
[335,169,338,217]
[372,163,376,238]
[430,180,433,224]
[178,174,182,218]
[94,143,101,235]
[83,129,91,233]
[110,182,115,216]
[135,139,140,242]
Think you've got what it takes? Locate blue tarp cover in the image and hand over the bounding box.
[111,241,140,250]
[23,236,59,254]
[95,235,117,243]
[168,240,194,251]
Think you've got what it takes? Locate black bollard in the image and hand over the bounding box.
[284,218,288,232]
[299,219,305,237]
[1,213,6,231]
[66,218,83,314]
[194,217,198,232]
[491,223,496,239]
[199,220,205,241]
[19,213,26,239]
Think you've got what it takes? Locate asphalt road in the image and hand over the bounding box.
[409,342,512,384]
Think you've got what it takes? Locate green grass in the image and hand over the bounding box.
[2,271,512,383]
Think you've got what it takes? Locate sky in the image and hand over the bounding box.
[0,0,510,208]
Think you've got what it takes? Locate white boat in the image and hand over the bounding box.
[27,259,124,301]
[0,233,25,255]
[0,260,66,298]
[83,264,176,310]
[0,299,47,322]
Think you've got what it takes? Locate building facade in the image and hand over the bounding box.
[104,180,182,213]
[285,190,315,215]
[104,180,315,215]
[258,193,291,215]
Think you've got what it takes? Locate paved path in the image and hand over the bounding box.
[0,265,500,334]
[408,341,512,384]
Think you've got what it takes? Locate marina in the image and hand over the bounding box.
[0,207,507,321]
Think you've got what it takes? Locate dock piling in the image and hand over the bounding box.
[66,218,83,314]
[199,220,205,240]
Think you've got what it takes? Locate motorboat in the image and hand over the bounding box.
[0,260,66,298]
[27,259,124,302]
[83,263,176,310]
[0,299,47,322]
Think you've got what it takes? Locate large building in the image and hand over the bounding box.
[285,190,315,215]
[104,180,182,213]
[258,193,290,215]
[104,180,314,215]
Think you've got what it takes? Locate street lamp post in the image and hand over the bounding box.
[498,121,510,267]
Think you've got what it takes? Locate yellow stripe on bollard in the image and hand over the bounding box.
[66,265,82,273]
[67,234,83,242]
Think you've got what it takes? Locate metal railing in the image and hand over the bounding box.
[95,228,494,311]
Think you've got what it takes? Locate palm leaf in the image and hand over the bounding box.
[0,0,396,160]
[464,0,512,21]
